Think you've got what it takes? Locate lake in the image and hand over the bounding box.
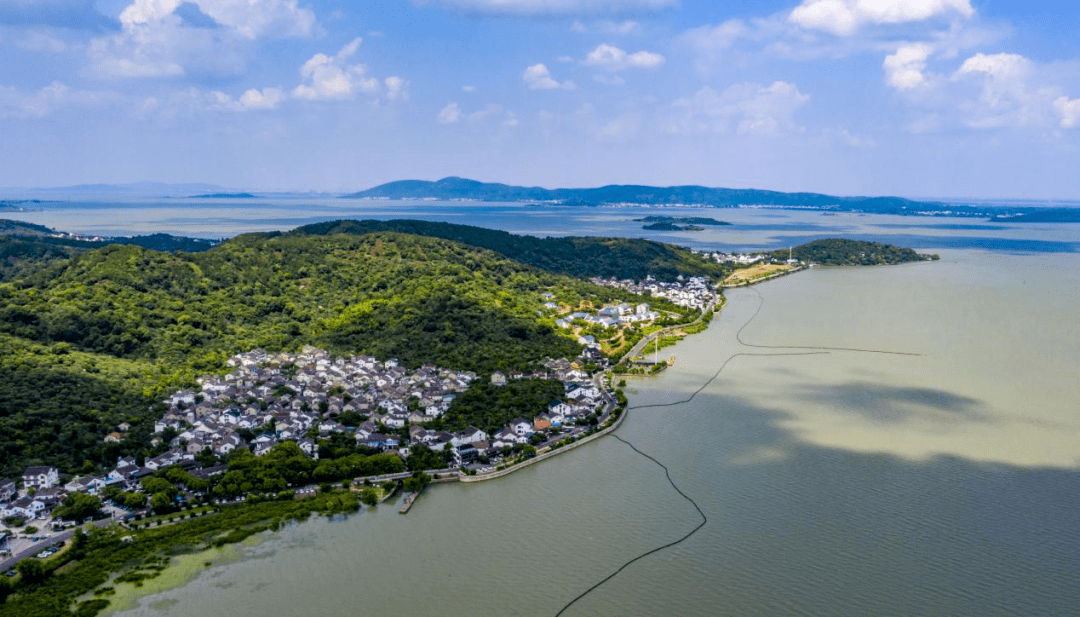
[7,199,1078,616]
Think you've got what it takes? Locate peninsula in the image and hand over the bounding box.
[0,219,936,615]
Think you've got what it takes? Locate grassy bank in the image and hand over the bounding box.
[0,491,358,617]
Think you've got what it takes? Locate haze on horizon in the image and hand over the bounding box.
[1,0,1079,200]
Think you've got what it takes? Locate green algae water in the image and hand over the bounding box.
[110,247,1080,617]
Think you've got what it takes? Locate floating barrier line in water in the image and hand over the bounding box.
[737,286,923,357]
[553,350,825,616]
[555,287,924,615]
[553,433,707,617]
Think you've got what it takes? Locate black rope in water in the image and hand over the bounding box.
[554,284,925,615]
[553,435,706,617]
[737,286,923,357]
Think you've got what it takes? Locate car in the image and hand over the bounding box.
[4,570,16,577]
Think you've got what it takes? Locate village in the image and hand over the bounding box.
[0,282,723,570]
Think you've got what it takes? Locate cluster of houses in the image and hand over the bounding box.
[1,344,612,525]
[1,453,221,523]
[153,347,478,459]
[588,275,718,311]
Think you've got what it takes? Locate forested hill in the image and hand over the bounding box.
[343,176,944,213]
[289,219,727,281]
[1,218,218,279]
[1,229,682,474]
[773,239,939,265]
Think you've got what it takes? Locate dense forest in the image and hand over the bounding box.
[0,225,702,475]
[289,219,729,281]
[425,379,567,435]
[0,334,159,476]
[773,239,939,266]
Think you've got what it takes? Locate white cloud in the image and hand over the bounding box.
[462,85,477,93]
[790,0,974,36]
[0,81,118,118]
[384,76,408,102]
[584,43,664,70]
[669,81,810,136]
[237,87,283,110]
[292,38,384,101]
[437,102,463,124]
[88,0,316,79]
[523,63,574,90]
[950,52,1046,128]
[1055,96,1080,129]
[426,0,676,17]
[205,87,284,111]
[884,43,933,90]
[119,0,315,39]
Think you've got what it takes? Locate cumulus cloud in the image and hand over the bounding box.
[206,87,284,111]
[523,63,574,90]
[583,43,664,70]
[292,38,383,101]
[950,52,1045,128]
[118,0,315,39]
[437,102,463,124]
[88,0,316,78]
[790,0,974,36]
[1055,96,1080,129]
[424,0,676,17]
[884,43,933,90]
[669,81,810,136]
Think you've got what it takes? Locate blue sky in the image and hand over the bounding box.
[1,0,1079,198]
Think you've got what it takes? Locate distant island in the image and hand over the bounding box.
[191,192,257,199]
[341,176,1080,220]
[635,216,731,226]
[636,216,730,231]
[0,200,44,212]
[343,176,947,215]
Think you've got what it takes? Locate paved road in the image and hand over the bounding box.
[0,517,115,573]
[619,298,717,366]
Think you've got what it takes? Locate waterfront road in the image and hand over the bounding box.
[0,517,116,573]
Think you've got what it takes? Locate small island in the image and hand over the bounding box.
[636,216,730,231]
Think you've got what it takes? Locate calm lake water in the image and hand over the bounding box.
[9,199,1078,616]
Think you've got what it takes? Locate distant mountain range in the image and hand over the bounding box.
[343,176,955,215]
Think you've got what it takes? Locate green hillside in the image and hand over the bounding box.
[0,334,160,476]
[289,219,728,281]
[771,239,938,265]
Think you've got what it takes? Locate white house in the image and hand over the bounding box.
[510,418,533,437]
[22,466,59,490]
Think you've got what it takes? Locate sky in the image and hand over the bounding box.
[1,0,1079,198]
